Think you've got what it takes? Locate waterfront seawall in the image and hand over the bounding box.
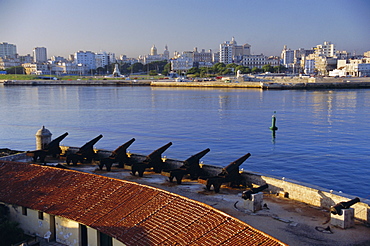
[3,77,370,89]
[0,79,151,86]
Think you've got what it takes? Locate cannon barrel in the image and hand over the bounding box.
[112,138,135,156]
[222,153,251,175]
[330,197,360,215]
[242,184,269,200]
[78,134,103,153]
[183,148,210,167]
[146,142,172,160]
[140,142,172,173]
[45,132,68,150]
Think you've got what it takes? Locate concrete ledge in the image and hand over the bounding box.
[1,80,151,86]
[151,81,262,88]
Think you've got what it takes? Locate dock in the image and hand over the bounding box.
[3,77,370,89]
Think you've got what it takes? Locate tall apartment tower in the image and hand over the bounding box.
[74,51,96,70]
[0,42,17,58]
[315,41,336,57]
[220,37,251,64]
[220,41,233,64]
[33,47,47,63]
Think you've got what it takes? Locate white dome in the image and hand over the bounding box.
[35,126,52,137]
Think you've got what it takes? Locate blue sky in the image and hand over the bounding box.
[1,0,369,58]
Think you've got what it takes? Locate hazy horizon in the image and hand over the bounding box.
[1,0,369,58]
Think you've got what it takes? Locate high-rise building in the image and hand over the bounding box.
[0,42,17,58]
[281,45,294,66]
[315,41,335,57]
[74,51,96,70]
[33,47,47,63]
[95,52,109,69]
[219,37,251,64]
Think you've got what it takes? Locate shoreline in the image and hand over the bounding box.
[2,77,370,89]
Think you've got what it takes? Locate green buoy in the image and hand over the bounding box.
[269,111,278,131]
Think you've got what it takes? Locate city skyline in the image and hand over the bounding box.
[1,0,369,58]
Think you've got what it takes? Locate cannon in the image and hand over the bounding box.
[242,184,269,200]
[131,142,172,177]
[166,148,210,184]
[27,132,68,163]
[330,197,360,215]
[98,138,135,171]
[202,153,251,193]
[66,134,103,166]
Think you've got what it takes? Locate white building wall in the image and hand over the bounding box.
[55,216,80,245]
[242,55,269,68]
[315,41,336,57]
[95,52,109,68]
[33,47,48,63]
[359,63,370,76]
[0,42,17,58]
[75,51,96,70]
[5,204,52,239]
[171,57,194,71]
[220,42,233,64]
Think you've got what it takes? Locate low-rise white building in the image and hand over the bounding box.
[74,51,96,70]
[171,56,194,73]
[53,62,88,75]
[242,54,278,69]
[22,63,49,75]
[329,58,370,77]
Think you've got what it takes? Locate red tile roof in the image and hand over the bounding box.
[0,161,286,246]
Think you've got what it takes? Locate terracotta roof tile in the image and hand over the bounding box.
[0,161,286,246]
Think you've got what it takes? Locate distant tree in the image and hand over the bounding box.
[149,70,157,76]
[129,62,144,74]
[243,67,251,74]
[119,63,131,74]
[262,64,274,73]
[5,66,24,74]
[162,63,171,75]
[226,63,238,69]
[186,67,200,75]
[96,67,105,75]
[199,67,209,77]
[273,65,287,73]
[251,67,262,74]
[222,69,233,75]
[212,62,226,74]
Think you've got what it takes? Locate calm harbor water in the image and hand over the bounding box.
[1,85,369,199]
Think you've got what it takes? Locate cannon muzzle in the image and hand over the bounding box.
[112,138,135,155]
[242,184,269,200]
[183,148,210,167]
[147,142,172,159]
[45,132,68,150]
[330,197,360,215]
[79,134,103,152]
[222,153,251,175]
